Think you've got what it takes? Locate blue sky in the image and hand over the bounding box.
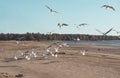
[0,0,120,36]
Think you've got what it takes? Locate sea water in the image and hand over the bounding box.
[65,40,120,46]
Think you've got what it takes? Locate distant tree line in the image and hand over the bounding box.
[0,32,119,41]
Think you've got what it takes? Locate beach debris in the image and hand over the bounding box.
[0,72,24,78]
[0,72,13,78]
[102,5,115,11]
[15,73,24,78]
[45,5,58,13]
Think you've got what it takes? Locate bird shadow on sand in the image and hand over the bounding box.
[2,57,24,62]
[0,65,18,68]
[42,60,60,64]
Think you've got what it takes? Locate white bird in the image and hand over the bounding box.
[58,44,63,48]
[81,50,86,56]
[16,41,20,45]
[76,23,88,29]
[113,29,120,34]
[77,37,80,41]
[31,51,37,58]
[45,5,58,13]
[57,23,69,28]
[54,54,58,57]
[96,27,114,36]
[25,55,31,60]
[46,48,50,52]
[102,5,115,11]
[14,56,18,60]
[62,43,70,47]
[55,47,59,52]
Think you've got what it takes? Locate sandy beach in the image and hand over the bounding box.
[0,41,120,78]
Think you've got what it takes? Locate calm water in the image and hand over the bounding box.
[65,40,120,46]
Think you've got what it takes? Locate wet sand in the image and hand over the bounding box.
[0,41,120,78]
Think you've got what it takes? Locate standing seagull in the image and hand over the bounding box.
[45,5,58,13]
[102,5,115,11]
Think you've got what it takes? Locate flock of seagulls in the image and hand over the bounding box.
[13,40,87,61]
[44,2,118,35]
[13,41,71,61]
[13,50,38,61]
[8,1,119,62]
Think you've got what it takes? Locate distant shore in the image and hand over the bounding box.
[0,33,119,41]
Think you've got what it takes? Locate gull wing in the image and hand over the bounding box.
[109,6,115,11]
[104,27,114,35]
[96,29,104,35]
[52,10,58,13]
[62,23,69,26]
[45,5,51,10]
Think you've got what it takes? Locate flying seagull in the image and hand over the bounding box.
[102,5,115,11]
[79,23,88,26]
[76,23,88,29]
[96,27,114,36]
[57,23,69,28]
[45,5,58,13]
[62,23,69,26]
[113,29,120,34]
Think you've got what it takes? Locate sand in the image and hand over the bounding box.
[0,41,120,78]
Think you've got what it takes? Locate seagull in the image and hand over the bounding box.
[45,5,58,13]
[79,23,88,26]
[25,55,31,60]
[76,37,80,41]
[31,51,37,58]
[16,41,20,45]
[76,23,88,29]
[55,47,59,52]
[62,23,69,26]
[58,23,62,28]
[113,29,120,34]
[81,50,86,56]
[102,5,115,11]
[14,56,18,60]
[96,27,114,36]
[57,23,69,28]
[54,54,58,57]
